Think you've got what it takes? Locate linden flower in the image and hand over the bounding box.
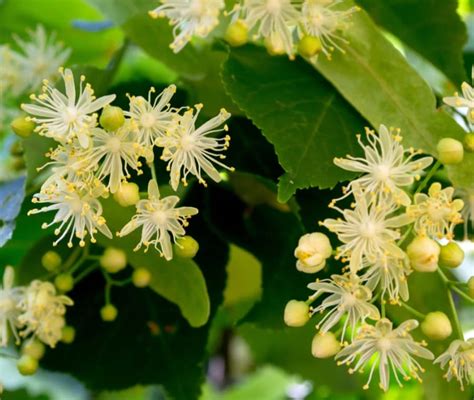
[13,25,71,94]
[308,274,379,339]
[149,0,224,52]
[22,68,116,148]
[0,45,21,95]
[118,180,198,260]
[443,81,474,124]
[435,339,474,391]
[156,104,233,190]
[0,267,25,347]
[299,0,359,58]
[294,232,333,273]
[237,0,300,56]
[86,124,143,193]
[28,181,112,248]
[322,186,410,272]
[125,85,176,149]
[334,125,433,206]
[17,280,73,348]
[361,255,411,303]
[407,182,464,240]
[336,319,434,391]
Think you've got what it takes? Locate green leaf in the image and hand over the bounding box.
[313,3,474,190]
[97,196,210,328]
[222,45,366,202]
[356,0,468,85]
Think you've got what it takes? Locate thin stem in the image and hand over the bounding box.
[400,302,426,319]
[437,269,464,340]
[451,285,474,304]
[74,262,98,284]
[149,161,158,183]
[381,297,386,318]
[105,282,112,304]
[414,160,441,195]
[306,291,323,306]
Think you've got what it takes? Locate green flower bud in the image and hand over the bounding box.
[284,300,310,327]
[11,116,35,138]
[437,138,464,165]
[298,36,322,58]
[100,105,125,131]
[22,339,46,360]
[311,332,341,358]
[225,20,248,47]
[439,242,464,269]
[174,236,199,259]
[100,247,127,273]
[41,251,62,271]
[61,326,76,344]
[101,304,118,322]
[407,236,440,272]
[132,267,152,288]
[54,273,74,292]
[421,311,452,340]
[17,355,39,376]
[464,133,474,152]
[10,141,24,157]
[468,277,474,298]
[113,182,140,207]
[264,35,286,56]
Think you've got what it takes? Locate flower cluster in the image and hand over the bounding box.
[286,124,471,391]
[22,68,233,260]
[149,0,359,58]
[0,266,72,349]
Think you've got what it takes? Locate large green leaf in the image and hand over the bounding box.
[356,0,468,85]
[313,3,474,190]
[98,195,210,328]
[222,45,366,202]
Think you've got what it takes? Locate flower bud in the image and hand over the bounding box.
[100,105,125,131]
[264,35,286,56]
[421,311,452,340]
[22,339,45,360]
[41,251,62,271]
[101,304,118,322]
[437,138,464,165]
[100,247,127,273]
[468,276,474,298]
[439,242,464,269]
[54,273,74,292]
[17,355,39,376]
[10,141,24,157]
[132,267,152,288]
[174,236,199,259]
[113,182,140,207]
[311,332,341,358]
[284,300,310,327]
[61,326,76,344]
[464,133,474,152]
[407,236,440,272]
[294,232,332,273]
[11,116,35,138]
[298,36,322,58]
[225,20,248,47]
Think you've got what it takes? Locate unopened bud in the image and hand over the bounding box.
[174,236,199,259]
[11,116,35,138]
[100,247,127,273]
[264,34,286,56]
[437,138,464,165]
[132,267,152,288]
[22,339,45,360]
[41,251,62,271]
[298,36,322,58]
[407,236,440,272]
[101,304,118,322]
[468,277,474,298]
[284,300,310,327]
[294,232,332,273]
[113,182,140,207]
[17,355,39,376]
[421,311,452,340]
[61,326,76,344]
[54,273,74,292]
[465,133,474,152]
[225,20,248,47]
[311,332,341,358]
[439,242,464,269]
[100,105,125,131]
